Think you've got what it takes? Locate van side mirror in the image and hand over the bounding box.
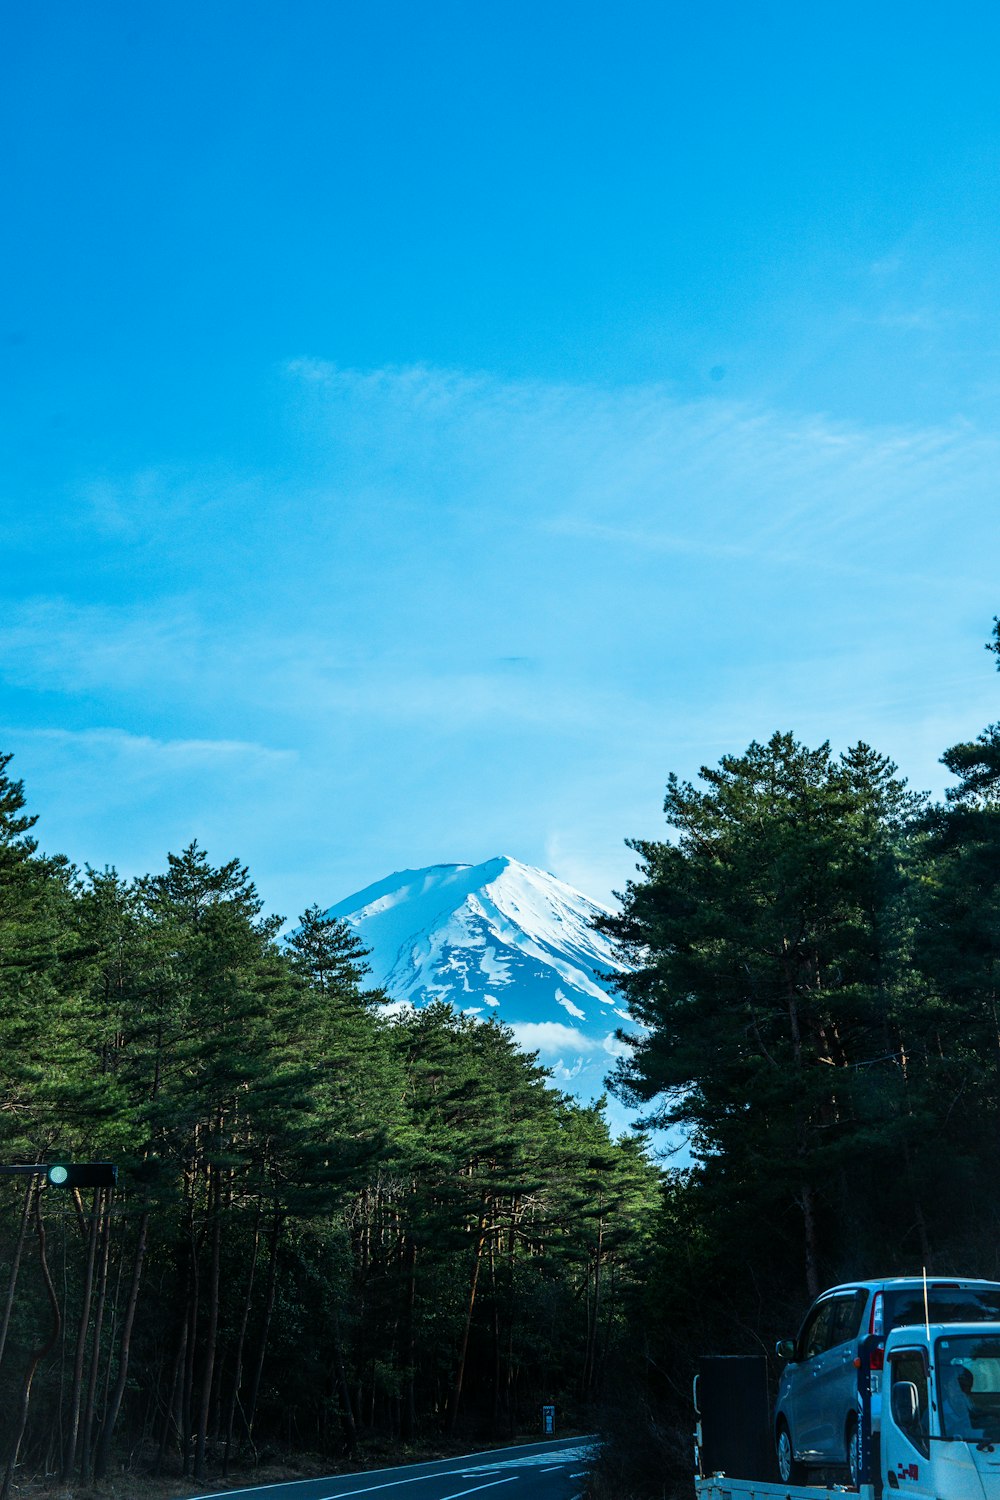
[892,1381,919,1427]
[776,1339,796,1362]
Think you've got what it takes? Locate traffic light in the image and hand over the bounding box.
[46,1163,118,1188]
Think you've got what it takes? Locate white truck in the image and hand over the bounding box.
[695,1322,1000,1500]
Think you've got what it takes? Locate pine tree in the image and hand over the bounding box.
[598,731,922,1295]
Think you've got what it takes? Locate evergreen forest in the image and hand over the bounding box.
[0,778,659,1493]
[4,621,1000,1498]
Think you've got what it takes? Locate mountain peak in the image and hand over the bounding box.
[322,858,634,1108]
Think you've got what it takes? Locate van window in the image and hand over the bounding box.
[829,1289,868,1347]
[800,1301,835,1361]
[887,1288,1000,1331]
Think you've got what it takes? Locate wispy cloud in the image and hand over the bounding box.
[869,255,903,279]
[8,364,1000,743]
[0,599,205,696]
[0,597,610,733]
[0,723,301,891]
[8,726,294,770]
[873,306,967,333]
[4,359,999,915]
[543,515,753,560]
[283,359,1000,589]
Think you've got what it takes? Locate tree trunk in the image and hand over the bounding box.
[403,1239,417,1441]
[194,1165,222,1479]
[331,1303,358,1453]
[80,1191,114,1481]
[61,1188,103,1479]
[223,1204,260,1476]
[1,1190,61,1500]
[0,1178,34,1376]
[155,1315,188,1474]
[490,1232,501,1435]
[598,1262,618,1377]
[95,1209,149,1480]
[892,1019,933,1263]
[583,1215,604,1396]
[446,1209,489,1435]
[245,1211,282,1446]
[504,1204,520,1436]
[181,1243,200,1476]
[799,1181,820,1299]
[784,967,821,1297]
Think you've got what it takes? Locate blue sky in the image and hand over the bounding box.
[2,1,1000,918]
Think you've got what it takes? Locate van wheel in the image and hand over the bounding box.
[777,1422,804,1485]
[847,1416,860,1487]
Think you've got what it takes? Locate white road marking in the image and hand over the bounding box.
[322,1473,517,1500]
[461,1445,594,1474]
[192,1475,437,1500]
[316,1475,450,1498]
[539,1466,562,1472]
[438,1481,517,1499]
[187,1438,597,1500]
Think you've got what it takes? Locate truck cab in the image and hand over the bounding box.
[883,1322,1000,1500]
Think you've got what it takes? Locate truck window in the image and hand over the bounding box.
[937,1336,1000,1443]
[889,1350,930,1458]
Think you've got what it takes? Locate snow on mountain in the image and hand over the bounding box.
[323,856,639,1123]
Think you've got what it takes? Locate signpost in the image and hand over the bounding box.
[542,1403,556,1436]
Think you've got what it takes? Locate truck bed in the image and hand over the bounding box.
[696,1477,873,1500]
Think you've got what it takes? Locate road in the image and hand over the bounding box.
[183,1436,597,1500]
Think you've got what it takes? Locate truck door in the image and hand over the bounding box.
[883,1347,935,1500]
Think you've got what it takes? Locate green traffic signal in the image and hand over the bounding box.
[46,1163,118,1188]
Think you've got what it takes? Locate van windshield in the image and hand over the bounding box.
[887,1288,1000,1331]
[937,1336,1000,1441]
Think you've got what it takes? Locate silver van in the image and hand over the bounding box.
[774,1278,1000,1484]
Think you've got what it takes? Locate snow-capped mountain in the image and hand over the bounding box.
[322,856,638,1124]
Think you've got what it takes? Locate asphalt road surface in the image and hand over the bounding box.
[183,1436,597,1500]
